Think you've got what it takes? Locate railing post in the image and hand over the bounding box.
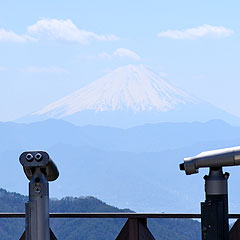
[116,218,155,240]
[229,219,240,240]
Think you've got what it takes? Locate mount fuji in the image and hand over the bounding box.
[25,65,240,127]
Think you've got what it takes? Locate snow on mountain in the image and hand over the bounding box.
[34,64,196,118]
[26,64,240,127]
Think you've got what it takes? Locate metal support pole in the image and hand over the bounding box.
[25,168,50,240]
[201,167,229,240]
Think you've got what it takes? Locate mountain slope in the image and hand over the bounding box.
[0,188,201,240]
[34,65,195,117]
[24,64,240,127]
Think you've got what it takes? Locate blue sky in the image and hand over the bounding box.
[0,0,240,121]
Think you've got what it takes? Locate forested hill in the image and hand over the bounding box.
[0,188,200,240]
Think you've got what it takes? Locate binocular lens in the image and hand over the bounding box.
[26,154,34,162]
[35,153,42,161]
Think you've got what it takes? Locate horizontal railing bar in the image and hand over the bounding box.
[0,212,239,219]
[50,213,201,218]
[49,213,202,218]
[0,213,25,218]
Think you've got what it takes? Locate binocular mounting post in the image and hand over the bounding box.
[201,167,229,240]
[19,151,58,240]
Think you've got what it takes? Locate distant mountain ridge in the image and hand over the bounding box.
[2,119,240,213]
[18,64,240,127]
[2,119,240,153]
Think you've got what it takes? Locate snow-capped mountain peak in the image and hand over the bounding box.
[34,64,195,118]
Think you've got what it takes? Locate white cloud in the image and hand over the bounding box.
[19,66,67,73]
[99,48,141,61]
[114,48,141,60]
[0,66,7,72]
[28,19,119,43]
[0,29,35,42]
[98,52,112,59]
[0,18,118,44]
[157,24,233,40]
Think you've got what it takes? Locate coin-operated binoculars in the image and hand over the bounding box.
[19,151,59,240]
[180,146,240,240]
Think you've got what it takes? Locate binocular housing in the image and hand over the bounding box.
[19,151,59,181]
[180,146,240,175]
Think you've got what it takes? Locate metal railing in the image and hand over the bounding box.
[2,213,239,240]
[1,212,240,218]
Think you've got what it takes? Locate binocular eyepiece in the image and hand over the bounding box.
[19,151,59,181]
[25,152,42,162]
